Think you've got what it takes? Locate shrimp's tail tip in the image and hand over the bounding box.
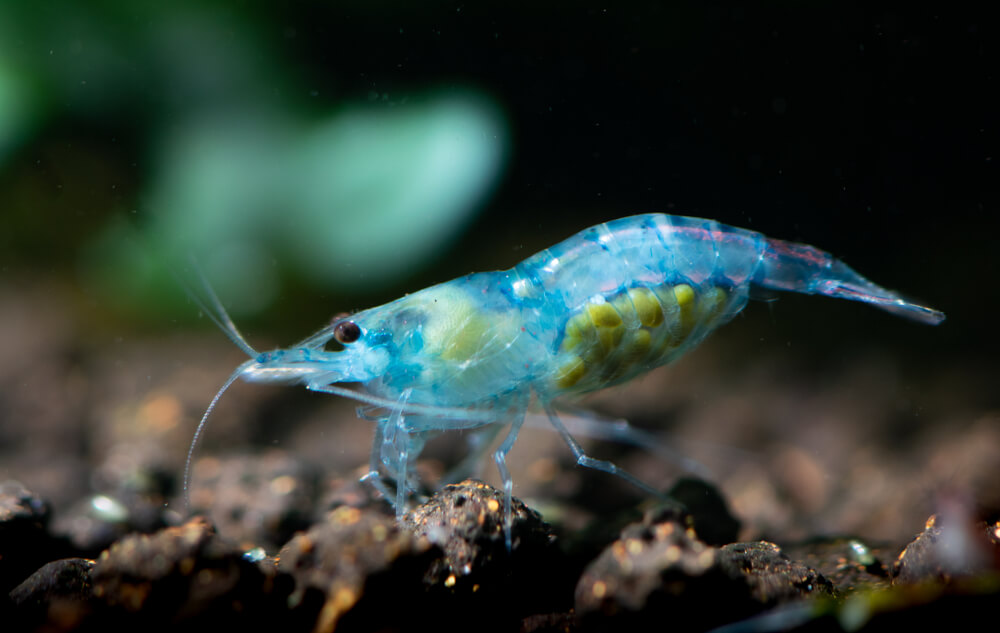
[758,237,944,326]
[879,302,946,326]
[824,281,946,326]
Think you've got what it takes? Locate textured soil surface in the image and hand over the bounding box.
[2,280,999,632]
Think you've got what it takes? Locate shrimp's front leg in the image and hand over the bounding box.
[341,388,421,513]
[376,389,425,515]
[359,415,427,514]
[360,421,395,502]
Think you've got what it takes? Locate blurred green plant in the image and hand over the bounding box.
[88,92,507,318]
[0,61,37,163]
[0,2,508,323]
[149,93,505,312]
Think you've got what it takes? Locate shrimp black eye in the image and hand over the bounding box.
[333,320,361,344]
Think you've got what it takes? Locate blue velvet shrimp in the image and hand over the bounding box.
[184,214,944,547]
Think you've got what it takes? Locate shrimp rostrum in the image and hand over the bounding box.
[187,214,944,547]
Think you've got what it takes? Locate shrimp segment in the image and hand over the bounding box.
[187,214,944,548]
[758,236,945,325]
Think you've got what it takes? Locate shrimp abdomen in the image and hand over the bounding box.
[514,215,761,395]
[511,214,943,396]
[514,213,943,326]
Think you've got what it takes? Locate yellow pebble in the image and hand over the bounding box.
[592,580,607,598]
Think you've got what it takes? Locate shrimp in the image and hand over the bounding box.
[185,214,944,548]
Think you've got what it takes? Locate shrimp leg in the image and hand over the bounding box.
[543,403,665,499]
[360,421,396,501]
[358,403,414,504]
[544,405,715,480]
[323,385,418,511]
[390,399,410,516]
[489,392,533,549]
[493,415,526,550]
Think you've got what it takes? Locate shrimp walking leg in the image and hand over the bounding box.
[313,383,419,510]
[380,389,423,515]
[543,404,665,499]
[390,408,409,516]
[360,423,396,501]
[545,405,714,479]
[357,396,414,508]
[493,412,527,550]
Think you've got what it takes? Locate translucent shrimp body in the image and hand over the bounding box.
[188,214,944,547]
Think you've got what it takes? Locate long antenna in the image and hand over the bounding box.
[177,258,261,513]
[183,363,251,512]
[180,258,259,358]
